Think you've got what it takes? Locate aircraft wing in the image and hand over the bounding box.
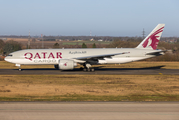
[74,52,130,60]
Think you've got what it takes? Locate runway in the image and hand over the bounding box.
[0,102,178,120]
[0,67,179,75]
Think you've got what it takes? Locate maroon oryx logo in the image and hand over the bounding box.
[64,62,67,66]
[142,27,164,50]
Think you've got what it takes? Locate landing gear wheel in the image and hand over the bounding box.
[90,68,95,72]
[83,68,95,72]
[83,68,87,72]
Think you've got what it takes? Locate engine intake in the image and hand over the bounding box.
[58,59,77,70]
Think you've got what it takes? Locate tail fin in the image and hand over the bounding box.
[136,24,165,50]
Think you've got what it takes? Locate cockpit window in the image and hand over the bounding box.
[7,54,13,57]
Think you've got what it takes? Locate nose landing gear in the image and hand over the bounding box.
[16,64,21,71]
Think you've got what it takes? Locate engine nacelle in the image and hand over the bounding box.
[58,59,77,70]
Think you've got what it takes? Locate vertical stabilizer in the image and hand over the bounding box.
[136,24,165,50]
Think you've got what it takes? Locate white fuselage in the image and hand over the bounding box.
[4,48,159,65]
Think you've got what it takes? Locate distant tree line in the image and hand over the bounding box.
[42,36,115,41]
[1,35,178,42]
[0,39,22,57]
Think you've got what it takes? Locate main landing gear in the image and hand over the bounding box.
[82,63,95,72]
[83,68,95,72]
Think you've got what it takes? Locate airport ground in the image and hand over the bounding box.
[0,102,179,120]
[0,61,179,101]
[0,61,179,120]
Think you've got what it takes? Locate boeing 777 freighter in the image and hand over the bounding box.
[5,24,165,71]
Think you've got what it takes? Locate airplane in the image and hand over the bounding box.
[5,24,165,72]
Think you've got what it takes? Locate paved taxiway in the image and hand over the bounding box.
[0,67,179,75]
[0,102,178,120]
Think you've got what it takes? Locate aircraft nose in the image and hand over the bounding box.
[4,57,8,61]
[4,56,10,62]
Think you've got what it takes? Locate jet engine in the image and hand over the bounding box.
[58,59,77,70]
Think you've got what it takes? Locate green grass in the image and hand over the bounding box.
[1,94,179,101]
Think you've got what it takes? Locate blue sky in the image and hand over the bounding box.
[0,0,179,37]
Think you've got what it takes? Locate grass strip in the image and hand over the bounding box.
[0,74,179,101]
[1,94,179,101]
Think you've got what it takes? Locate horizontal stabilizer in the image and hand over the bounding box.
[145,50,166,55]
